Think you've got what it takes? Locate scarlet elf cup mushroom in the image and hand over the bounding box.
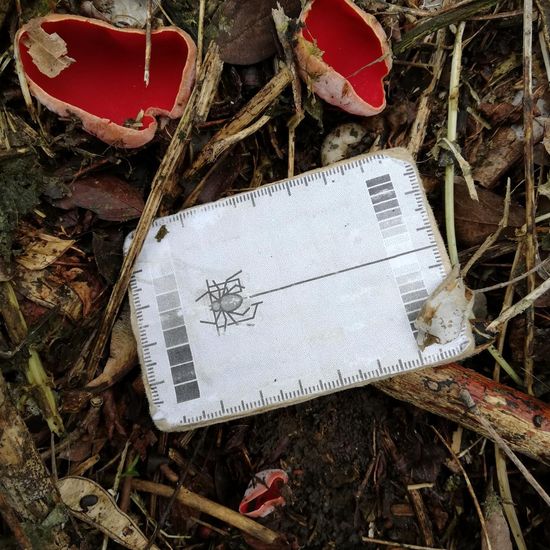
[238,469,289,518]
[15,14,196,148]
[294,0,392,116]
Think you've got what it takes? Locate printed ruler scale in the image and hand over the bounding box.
[127,148,474,431]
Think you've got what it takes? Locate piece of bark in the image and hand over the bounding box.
[471,119,544,188]
[0,370,59,524]
[374,362,550,463]
[213,0,301,65]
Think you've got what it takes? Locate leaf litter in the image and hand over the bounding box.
[0,1,550,549]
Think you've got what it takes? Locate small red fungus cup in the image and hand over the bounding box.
[238,469,289,518]
[15,14,196,148]
[294,0,392,117]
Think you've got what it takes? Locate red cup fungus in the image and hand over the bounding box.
[294,0,392,117]
[238,469,288,518]
[15,14,196,148]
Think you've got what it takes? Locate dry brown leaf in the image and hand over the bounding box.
[54,175,144,222]
[61,267,105,317]
[24,20,75,78]
[16,233,75,270]
[213,0,301,65]
[86,303,137,390]
[471,120,544,188]
[15,267,82,321]
[454,179,525,247]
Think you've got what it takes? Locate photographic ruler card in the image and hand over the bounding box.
[126,148,474,431]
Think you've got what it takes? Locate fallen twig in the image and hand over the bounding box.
[132,479,285,546]
[361,537,445,550]
[144,0,152,85]
[374,362,550,463]
[486,276,550,332]
[522,0,537,394]
[407,26,447,158]
[432,426,492,550]
[182,67,292,207]
[459,389,550,506]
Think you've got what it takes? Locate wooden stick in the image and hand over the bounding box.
[144,0,152,86]
[522,0,537,395]
[182,67,292,207]
[131,479,285,545]
[85,44,223,379]
[432,427,492,550]
[407,27,447,158]
[374,362,550,463]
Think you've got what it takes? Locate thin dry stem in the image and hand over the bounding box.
[196,0,206,75]
[182,67,292,207]
[445,21,466,267]
[144,0,152,85]
[486,275,550,332]
[132,479,283,545]
[459,389,550,507]
[474,257,550,294]
[523,0,536,394]
[361,538,445,550]
[495,447,528,550]
[432,426,492,550]
[408,28,446,157]
[462,179,510,277]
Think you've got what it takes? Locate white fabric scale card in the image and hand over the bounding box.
[127,148,474,431]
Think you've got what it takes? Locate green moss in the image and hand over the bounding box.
[0,156,45,260]
[165,0,199,37]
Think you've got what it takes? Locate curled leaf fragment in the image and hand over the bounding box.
[415,266,474,350]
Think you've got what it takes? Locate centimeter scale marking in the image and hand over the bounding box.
[128,151,472,429]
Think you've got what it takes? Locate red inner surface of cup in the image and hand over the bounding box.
[303,0,387,108]
[240,478,285,514]
[18,18,189,129]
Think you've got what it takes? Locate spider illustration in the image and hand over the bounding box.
[196,271,262,334]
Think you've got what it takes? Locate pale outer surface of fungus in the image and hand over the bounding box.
[15,14,197,148]
[294,0,392,117]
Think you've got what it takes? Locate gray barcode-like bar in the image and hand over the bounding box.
[153,273,200,403]
[366,174,429,336]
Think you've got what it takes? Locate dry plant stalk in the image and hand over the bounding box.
[144,0,152,85]
[444,21,466,267]
[272,5,304,177]
[486,276,550,332]
[182,66,292,207]
[522,0,537,394]
[131,478,284,545]
[462,179,510,277]
[85,44,224,379]
[432,426,492,550]
[407,27,447,158]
